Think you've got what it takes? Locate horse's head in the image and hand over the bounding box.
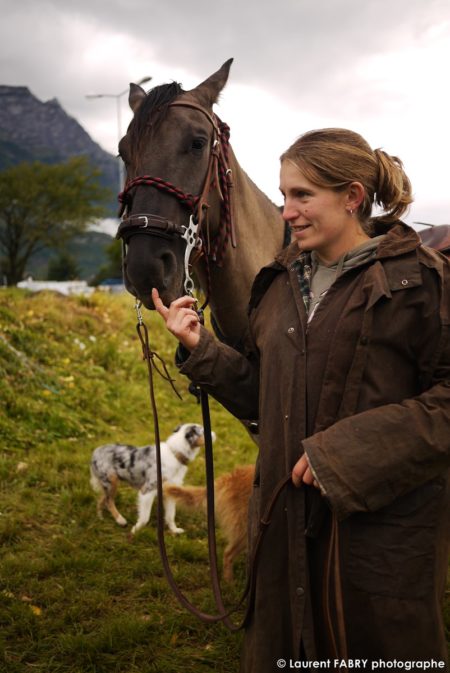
[117,59,233,309]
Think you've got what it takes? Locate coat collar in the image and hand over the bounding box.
[249,222,422,315]
[375,221,422,258]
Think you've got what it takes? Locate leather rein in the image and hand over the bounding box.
[136,307,292,630]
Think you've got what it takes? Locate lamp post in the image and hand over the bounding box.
[86,76,152,194]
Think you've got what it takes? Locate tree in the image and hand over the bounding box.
[91,238,123,285]
[0,157,110,285]
[47,251,80,281]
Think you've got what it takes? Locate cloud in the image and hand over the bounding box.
[1,0,450,222]
[3,0,446,99]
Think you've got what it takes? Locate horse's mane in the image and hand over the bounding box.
[130,81,185,147]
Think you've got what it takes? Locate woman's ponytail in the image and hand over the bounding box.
[372,149,413,225]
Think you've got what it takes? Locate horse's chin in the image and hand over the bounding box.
[140,294,156,310]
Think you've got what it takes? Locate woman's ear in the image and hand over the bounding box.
[346,181,365,211]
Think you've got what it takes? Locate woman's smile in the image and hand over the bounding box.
[290,224,313,239]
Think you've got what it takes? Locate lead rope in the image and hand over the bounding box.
[134,301,292,630]
[333,518,348,661]
[323,513,348,666]
[196,316,293,630]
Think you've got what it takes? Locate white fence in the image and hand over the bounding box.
[16,278,95,297]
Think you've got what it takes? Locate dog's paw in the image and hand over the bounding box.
[168,526,185,535]
[116,516,128,527]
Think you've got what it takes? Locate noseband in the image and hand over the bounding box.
[116,100,235,271]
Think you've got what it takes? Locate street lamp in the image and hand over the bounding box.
[86,76,152,193]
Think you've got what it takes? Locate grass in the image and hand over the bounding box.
[0,289,256,672]
[0,289,448,672]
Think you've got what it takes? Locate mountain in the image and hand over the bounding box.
[0,85,118,214]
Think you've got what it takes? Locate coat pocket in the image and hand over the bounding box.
[345,480,444,599]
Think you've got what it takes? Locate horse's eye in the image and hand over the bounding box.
[191,137,207,152]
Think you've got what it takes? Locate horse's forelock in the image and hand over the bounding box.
[130,81,185,147]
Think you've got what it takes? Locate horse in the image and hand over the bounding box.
[116,59,286,350]
[418,224,450,258]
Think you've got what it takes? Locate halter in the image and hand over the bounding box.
[116,100,236,289]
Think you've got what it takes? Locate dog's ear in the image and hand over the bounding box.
[185,426,200,447]
[173,424,181,433]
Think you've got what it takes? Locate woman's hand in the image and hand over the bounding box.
[152,288,201,351]
[292,453,320,489]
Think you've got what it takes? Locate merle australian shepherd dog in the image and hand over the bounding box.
[90,423,212,535]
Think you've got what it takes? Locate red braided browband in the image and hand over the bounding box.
[119,176,198,211]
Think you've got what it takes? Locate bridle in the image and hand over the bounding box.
[116,100,236,294]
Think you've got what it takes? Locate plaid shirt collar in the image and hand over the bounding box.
[292,252,313,312]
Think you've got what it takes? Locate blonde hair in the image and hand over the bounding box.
[280,128,413,230]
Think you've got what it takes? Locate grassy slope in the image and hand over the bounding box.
[0,290,448,672]
[0,290,257,673]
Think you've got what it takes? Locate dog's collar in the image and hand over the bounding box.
[174,451,190,466]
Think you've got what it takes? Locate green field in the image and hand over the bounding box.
[0,290,257,672]
[0,289,448,672]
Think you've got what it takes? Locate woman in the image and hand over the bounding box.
[153,128,450,671]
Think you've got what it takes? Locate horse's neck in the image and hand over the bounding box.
[201,147,286,347]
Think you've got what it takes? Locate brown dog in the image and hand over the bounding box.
[164,464,254,581]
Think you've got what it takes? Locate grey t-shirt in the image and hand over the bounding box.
[308,236,385,321]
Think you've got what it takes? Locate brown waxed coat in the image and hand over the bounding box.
[180,223,450,672]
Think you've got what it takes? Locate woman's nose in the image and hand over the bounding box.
[282,201,298,221]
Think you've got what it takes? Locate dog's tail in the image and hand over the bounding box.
[164,484,207,510]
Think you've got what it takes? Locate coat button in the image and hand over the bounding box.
[401,279,408,286]
[288,327,295,334]
[296,587,305,597]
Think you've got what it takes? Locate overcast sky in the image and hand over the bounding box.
[1,0,449,226]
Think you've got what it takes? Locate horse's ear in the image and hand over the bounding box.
[129,83,146,114]
[189,58,233,108]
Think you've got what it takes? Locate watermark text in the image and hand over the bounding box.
[275,659,446,671]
